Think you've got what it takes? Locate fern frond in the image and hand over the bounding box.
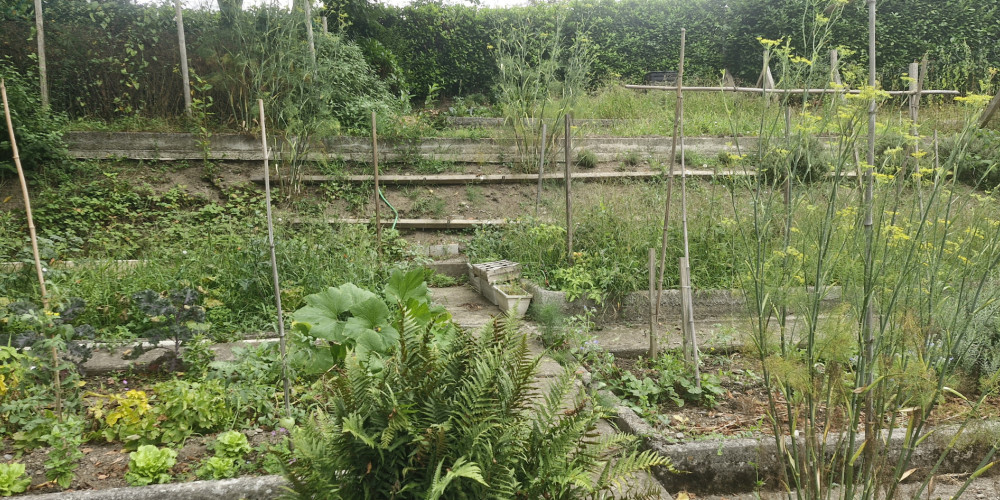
[425,456,488,500]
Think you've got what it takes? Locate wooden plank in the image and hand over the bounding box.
[624,84,960,95]
[980,92,1000,128]
[318,218,508,229]
[253,169,745,185]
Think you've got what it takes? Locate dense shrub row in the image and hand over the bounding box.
[2,0,998,123]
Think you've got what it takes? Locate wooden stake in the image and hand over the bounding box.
[861,0,878,481]
[830,49,842,86]
[258,99,292,418]
[980,92,1000,128]
[33,0,47,110]
[564,113,573,261]
[372,111,382,256]
[679,257,700,387]
[174,0,192,116]
[648,248,656,357]
[655,28,686,320]
[677,37,700,381]
[905,62,920,181]
[2,79,61,419]
[322,16,328,34]
[535,123,546,218]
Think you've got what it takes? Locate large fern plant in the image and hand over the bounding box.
[282,293,669,499]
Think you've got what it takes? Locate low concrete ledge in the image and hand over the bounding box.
[594,374,999,494]
[525,281,843,323]
[64,132,751,164]
[21,475,288,500]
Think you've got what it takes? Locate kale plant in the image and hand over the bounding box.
[130,288,209,371]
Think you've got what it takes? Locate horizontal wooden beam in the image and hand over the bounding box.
[308,218,508,229]
[624,84,961,96]
[253,169,749,185]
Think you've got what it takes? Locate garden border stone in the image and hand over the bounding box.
[19,475,288,500]
[591,373,1000,494]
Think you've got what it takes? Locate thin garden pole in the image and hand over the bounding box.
[2,79,61,420]
[258,99,292,418]
[322,16,328,34]
[33,0,47,110]
[677,47,701,386]
[859,0,878,491]
[905,62,920,184]
[648,249,656,356]
[535,123,546,218]
[655,28,686,325]
[174,0,192,116]
[372,111,382,257]
[564,113,573,261]
[830,49,842,86]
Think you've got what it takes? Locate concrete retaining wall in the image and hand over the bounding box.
[64,132,753,164]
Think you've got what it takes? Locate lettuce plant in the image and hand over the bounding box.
[125,445,176,486]
[0,463,31,496]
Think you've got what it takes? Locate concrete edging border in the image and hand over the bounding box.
[590,374,998,494]
[19,475,288,500]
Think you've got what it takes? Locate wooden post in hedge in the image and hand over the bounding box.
[830,49,842,86]
[304,0,317,68]
[174,0,192,116]
[2,79,62,420]
[564,113,573,262]
[258,99,292,418]
[33,0,48,110]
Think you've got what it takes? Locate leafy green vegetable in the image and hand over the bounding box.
[212,430,251,459]
[0,463,31,496]
[125,445,177,486]
[196,456,240,480]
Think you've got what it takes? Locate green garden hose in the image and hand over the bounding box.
[379,188,399,230]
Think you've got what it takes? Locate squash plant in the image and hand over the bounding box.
[289,269,453,377]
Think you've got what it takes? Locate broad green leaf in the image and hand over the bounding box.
[384,269,430,305]
[293,284,376,341]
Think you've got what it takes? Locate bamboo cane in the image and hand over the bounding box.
[2,79,61,420]
[258,99,292,418]
[654,29,686,342]
[372,111,382,258]
[564,113,573,261]
[675,38,701,387]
